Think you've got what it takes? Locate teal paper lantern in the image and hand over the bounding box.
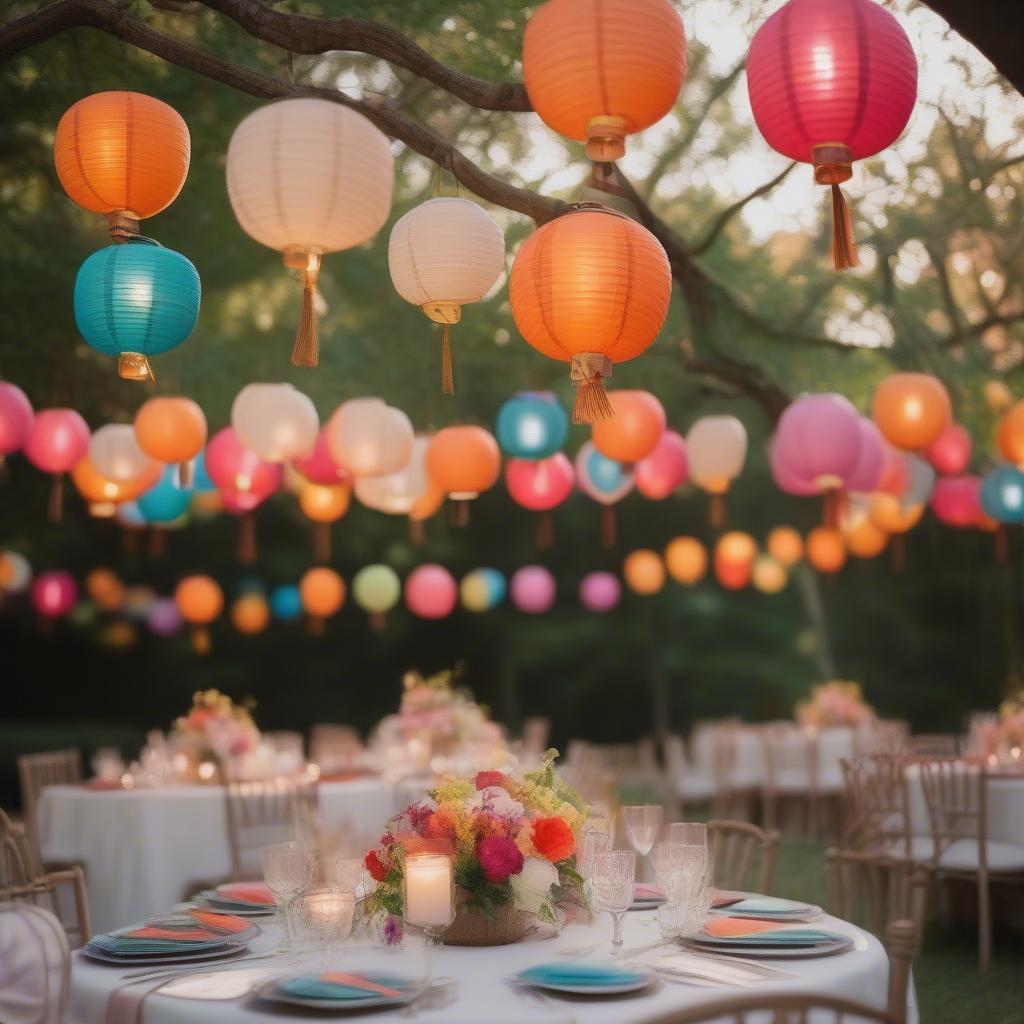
[270,584,303,621]
[981,465,1024,524]
[496,392,567,459]
[138,466,193,524]
[74,237,200,381]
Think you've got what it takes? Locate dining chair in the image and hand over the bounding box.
[909,733,959,758]
[0,903,71,1024]
[760,722,820,837]
[16,748,82,866]
[262,730,306,773]
[708,818,780,894]
[309,724,364,774]
[691,720,753,819]
[918,757,1024,971]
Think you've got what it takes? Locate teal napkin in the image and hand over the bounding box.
[519,962,647,987]
[729,897,806,915]
[700,929,839,947]
[279,973,411,1001]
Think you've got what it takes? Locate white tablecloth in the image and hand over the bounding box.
[38,778,420,934]
[69,912,907,1024]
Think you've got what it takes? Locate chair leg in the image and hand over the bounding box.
[978,870,991,972]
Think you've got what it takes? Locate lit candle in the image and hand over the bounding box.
[404,854,452,927]
[307,890,354,935]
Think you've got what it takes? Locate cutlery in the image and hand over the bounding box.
[676,947,797,977]
[120,951,281,982]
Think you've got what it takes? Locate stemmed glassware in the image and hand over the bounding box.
[622,804,663,884]
[577,828,613,909]
[290,887,356,964]
[403,852,455,986]
[657,822,711,939]
[261,841,316,953]
[592,850,636,955]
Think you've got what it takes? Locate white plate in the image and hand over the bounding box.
[254,975,420,1011]
[628,898,665,911]
[515,970,655,995]
[81,944,249,967]
[687,934,854,959]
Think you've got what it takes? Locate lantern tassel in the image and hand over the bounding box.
[455,499,470,528]
[48,473,64,523]
[192,626,211,656]
[601,506,616,549]
[313,522,331,563]
[237,513,257,564]
[709,494,726,529]
[0,456,7,485]
[409,518,425,546]
[291,267,320,368]
[369,612,387,634]
[890,534,905,572]
[995,526,1008,563]
[536,511,554,551]
[441,324,454,395]
[571,353,614,425]
[118,352,156,382]
[308,616,325,637]
[829,185,860,272]
[147,528,165,560]
[175,460,193,489]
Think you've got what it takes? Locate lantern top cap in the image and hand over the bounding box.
[563,202,630,221]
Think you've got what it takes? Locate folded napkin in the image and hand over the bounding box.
[704,918,802,938]
[216,883,274,906]
[727,897,807,916]
[124,927,218,942]
[519,962,647,987]
[634,883,665,900]
[280,972,411,1001]
[698,919,839,947]
[188,910,249,933]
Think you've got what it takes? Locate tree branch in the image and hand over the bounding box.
[691,163,796,255]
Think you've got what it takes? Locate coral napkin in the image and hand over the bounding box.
[704,917,796,938]
[188,910,249,933]
[124,927,215,942]
[217,883,274,905]
[320,972,404,998]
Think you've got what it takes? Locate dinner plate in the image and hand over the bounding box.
[709,895,821,921]
[254,973,420,1011]
[514,964,655,995]
[81,944,250,967]
[628,897,665,911]
[687,933,854,959]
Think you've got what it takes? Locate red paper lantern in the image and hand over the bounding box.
[930,475,982,528]
[746,0,917,270]
[24,408,90,522]
[505,452,574,549]
[635,430,688,500]
[926,422,971,476]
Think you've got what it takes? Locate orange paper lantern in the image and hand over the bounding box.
[843,517,889,559]
[71,454,161,517]
[664,536,707,585]
[872,373,951,450]
[174,575,223,653]
[231,593,270,635]
[85,567,125,612]
[623,549,666,595]
[868,493,924,534]
[134,396,207,486]
[766,527,803,567]
[714,531,757,590]
[523,0,687,161]
[509,206,671,423]
[298,481,351,562]
[54,91,190,238]
[425,426,501,523]
[591,391,666,464]
[300,566,346,632]
[752,556,788,595]
[997,400,1024,467]
[806,526,846,574]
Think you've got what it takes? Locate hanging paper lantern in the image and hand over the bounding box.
[930,475,982,528]
[230,593,270,635]
[766,527,803,567]
[0,382,33,466]
[89,424,156,483]
[299,481,351,562]
[71,454,160,518]
[352,564,401,631]
[746,0,916,271]
[752,556,788,594]
[134,396,206,487]
[0,551,32,594]
[232,383,319,463]
[902,455,936,507]
[174,575,223,653]
[842,514,889,559]
[299,567,346,633]
[686,415,747,525]
[665,536,707,585]
[579,571,621,613]
[270,584,303,622]
[138,466,192,524]
[425,425,501,522]
[24,408,90,521]
[509,206,671,423]
[326,398,413,478]
[226,98,394,367]
[204,427,283,508]
[293,429,352,486]
[114,501,147,530]
[997,401,1024,467]
[510,565,556,614]
[985,380,1013,413]
[869,493,924,534]
[505,453,574,548]
[575,440,634,548]
[54,91,190,238]
[623,549,665,595]
[404,564,458,620]
[355,435,430,515]
[635,430,687,500]
[146,597,183,637]
[389,197,504,393]
[74,238,200,381]
[926,422,971,476]
[86,568,125,613]
[980,465,1024,525]
[591,391,666,464]
[714,532,757,590]
[31,570,77,620]
[523,0,686,160]
[806,526,847,574]
[846,418,886,494]
[460,568,506,613]
[875,445,909,497]
[872,373,951,450]
[496,392,567,460]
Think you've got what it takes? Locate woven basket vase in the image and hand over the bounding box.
[442,890,535,946]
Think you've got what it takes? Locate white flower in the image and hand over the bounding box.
[469,786,524,819]
[510,857,558,915]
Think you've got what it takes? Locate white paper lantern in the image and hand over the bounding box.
[686,415,747,525]
[388,197,505,394]
[355,435,431,514]
[325,398,413,478]
[89,424,155,483]
[231,383,319,463]
[225,98,394,367]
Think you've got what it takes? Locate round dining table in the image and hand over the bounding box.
[68,910,910,1024]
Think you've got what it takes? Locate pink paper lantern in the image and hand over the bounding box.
[510,565,556,614]
[293,428,352,486]
[404,564,457,619]
[579,571,621,612]
[770,393,862,495]
[205,427,283,510]
[926,423,971,476]
[505,453,575,511]
[635,430,688,500]
[930,475,982,528]
[24,408,90,474]
[876,445,909,497]
[845,418,885,493]
[31,570,77,619]
[0,382,33,457]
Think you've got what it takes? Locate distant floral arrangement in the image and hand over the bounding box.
[362,750,587,939]
[795,680,875,729]
[998,689,1024,751]
[170,689,260,762]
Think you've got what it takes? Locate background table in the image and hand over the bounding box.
[68,911,909,1024]
[38,777,420,934]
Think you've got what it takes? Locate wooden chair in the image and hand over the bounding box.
[708,818,779,894]
[16,749,82,866]
[760,723,827,837]
[918,757,1024,971]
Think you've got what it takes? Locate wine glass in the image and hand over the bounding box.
[577,828,613,907]
[622,804,662,885]
[261,841,316,953]
[666,823,712,936]
[592,850,636,956]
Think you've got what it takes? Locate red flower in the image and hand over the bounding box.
[477,835,524,883]
[474,770,505,791]
[532,816,574,862]
[364,849,387,882]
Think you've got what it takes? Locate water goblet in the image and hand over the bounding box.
[592,850,636,956]
[578,828,613,908]
[261,841,316,953]
[622,804,662,883]
[291,886,355,965]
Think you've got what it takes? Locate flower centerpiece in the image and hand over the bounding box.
[998,690,1024,758]
[361,750,587,946]
[169,689,260,782]
[795,680,875,729]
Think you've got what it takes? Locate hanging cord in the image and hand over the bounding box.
[813,144,859,272]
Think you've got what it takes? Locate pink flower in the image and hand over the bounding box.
[475,770,505,791]
[478,835,524,883]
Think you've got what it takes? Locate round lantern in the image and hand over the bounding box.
[299,482,351,562]
[579,571,621,613]
[174,575,223,653]
[204,427,283,508]
[752,556,788,595]
[354,435,430,515]
[54,91,190,238]
[404,564,457,620]
[293,428,352,486]
[623,549,665,595]
[635,430,687,500]
[134,396,206,487]
[876,446,910,497]
[575,441,634,548]
[89,424,156,483]
[591,391,666,464]
[138,466,192,524]
[71,452,160,518]
[980,465,1024,525]
[232,384,319,463]
[869,493,924,534]
[0,551,31,594]
[425,425,501,523]
[806,526,847,574]
[665,536,707,585]
[496,392,567,460]
[766,527,803,567]
[523,0,686,160]
[998,401,1024,467]
[687,415,747,525]
[746,0,917,270]
[24,408,90,521]
[0,382,33,466]
[231,593,270,635]
[510,565,556,614]
[31,570,77,622]
[460,568,506,612]
[146,597,183,637]
[270,584,303,622]
[505,453,574,549]
[326,398,413,478]
[714,532,757,590]
[352,564,401,631]
[85,568,124,613]
[843,515,889,559]
[926,422,971,476]
[872,373,951,450]
[389,197,504,393]
[985,380,1013,413]
[509,206,671,423]
[846,418,886,494]
[74,238,200,381]
[226,98,394,367]
[931,475,982,528]
[300,567,346,633]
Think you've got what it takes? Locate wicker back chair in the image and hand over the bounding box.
[708,818,780,894]
[16,749,82,866]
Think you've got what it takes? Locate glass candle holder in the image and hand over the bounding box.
[403,852,455,984]
[291,887,355,963]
